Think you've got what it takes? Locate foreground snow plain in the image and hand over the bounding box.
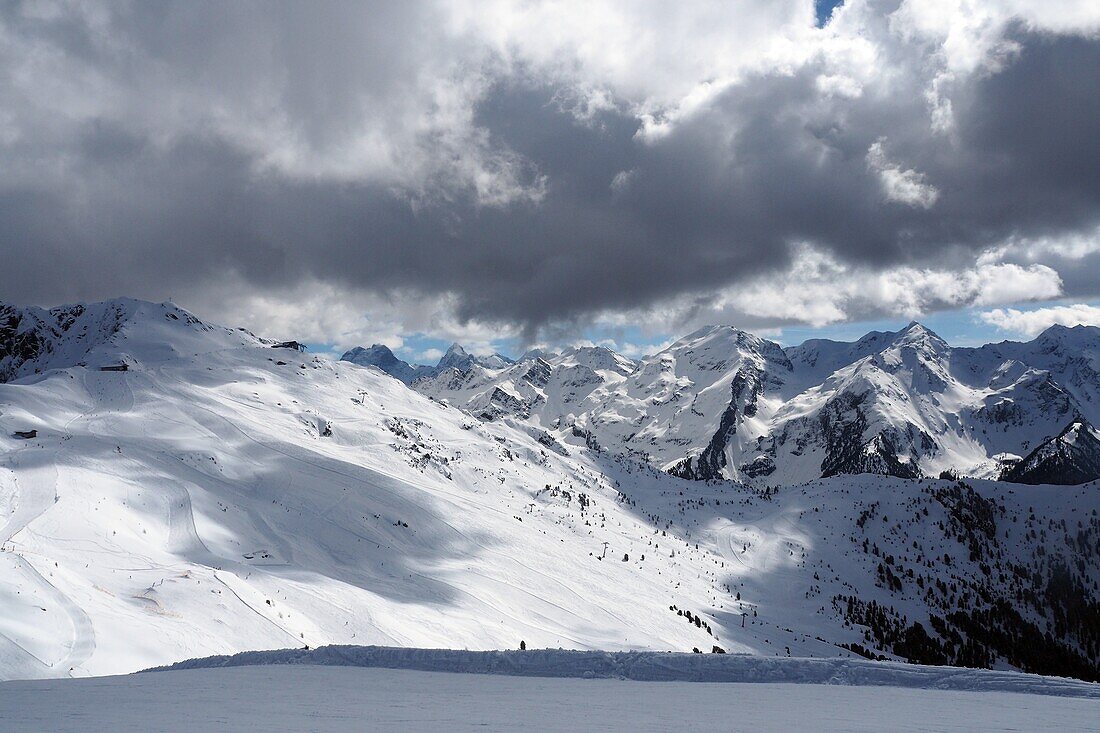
[2,663,1097,733]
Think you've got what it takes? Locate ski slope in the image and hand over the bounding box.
[0,301,780,677]
[0,299,1096,681]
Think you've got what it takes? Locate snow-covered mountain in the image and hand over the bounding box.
[369,322,1100,486]
[749,322,1089,485]
[340,345,435,385]
[580,326,793,478]
[340,343,514,386]
[1,299,1097,684]
[1000,416,1100,485]
[0,299,256,384]
[412,345,637,424]
[436,343,514,372]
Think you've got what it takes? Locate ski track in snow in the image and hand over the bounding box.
[8,553,96,674]
[716,506,805,597]
[1,450,96,676]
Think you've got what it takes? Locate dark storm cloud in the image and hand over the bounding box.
[1,2,1099,337]
[960,32,1100,229]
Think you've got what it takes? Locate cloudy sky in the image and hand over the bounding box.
[3,0,1100,360]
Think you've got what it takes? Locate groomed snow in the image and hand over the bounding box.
[2,664,1097,733]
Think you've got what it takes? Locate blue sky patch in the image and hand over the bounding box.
[815,0,844,27]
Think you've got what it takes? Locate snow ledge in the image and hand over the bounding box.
[151,645,1100,698]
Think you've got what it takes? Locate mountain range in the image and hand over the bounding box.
[343,321,1100,487]
[0,298,1096,683]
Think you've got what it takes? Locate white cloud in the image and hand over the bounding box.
[5,0,1100,348]
[449,0,815,124]
[815,73,863,98]
[610,168,638,194]
[189,277,520,354]
[6,0,1098,204]
[198,282,407,353]
[415,348,445,363]
[10,0,1093,204]
[586,243,1064,335]
[0,2,545,207]
[979,304,1100,337]
[890,0,1100,72]
[996,227,1100,262]
[448,0,1100,148]
[970,262,1063,305]
[729,246,1061,325]
[866,139,940,208]
[885,0,1100,136]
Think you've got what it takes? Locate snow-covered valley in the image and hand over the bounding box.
[0,299,1097,685]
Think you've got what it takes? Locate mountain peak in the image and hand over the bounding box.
[367,343,396,357]
[519,347,559,362]
[892,321,948,350]
[343,343,398,362]
[436,343,475,372]
[676,324,773,350]
[1060,413,1094,438]
[341,343,434,385]
[559,345,637,375]
[1036,322,1100,344]
[433,343,515,372]
[900,321,937,337]
[1001,414,1100,485]
[683,324,742,340]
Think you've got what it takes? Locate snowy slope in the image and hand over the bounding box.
[0,299,1097,683]
[1000,417,1100,485]
[0,299,261,384]
[0,301,731,678]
